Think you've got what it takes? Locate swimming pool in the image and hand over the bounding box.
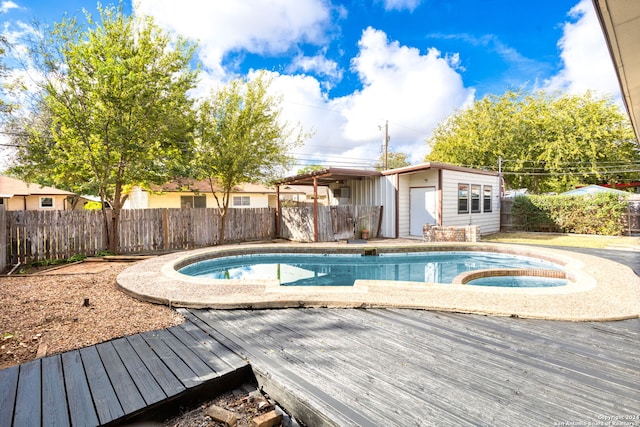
[178,251,566,287]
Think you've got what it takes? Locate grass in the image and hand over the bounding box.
[483,232,640,249]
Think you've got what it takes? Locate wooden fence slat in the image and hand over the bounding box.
[5,207,278,264]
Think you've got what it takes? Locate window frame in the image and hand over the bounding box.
[483,185,492,213]
[471,184,481,213]
[180,195,206,209]
[39,196,54,209]
[457,184,469,214]
[232,196,250,207]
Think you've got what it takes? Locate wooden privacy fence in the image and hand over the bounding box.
[280,205,383,242]
[5,208,275,265]
[0,209,6,273]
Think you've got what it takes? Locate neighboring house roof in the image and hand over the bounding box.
[0,176,75,197]
[593,0,640,140]
[146,180,304,195]
[561,184,630,196]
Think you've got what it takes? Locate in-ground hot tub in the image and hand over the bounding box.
[116,241,640,321]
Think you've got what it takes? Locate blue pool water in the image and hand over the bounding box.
[178,251,566,287]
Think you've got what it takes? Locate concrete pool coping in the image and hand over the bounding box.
[116,240,640,321]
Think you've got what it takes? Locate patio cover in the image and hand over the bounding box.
[275,168,382,241]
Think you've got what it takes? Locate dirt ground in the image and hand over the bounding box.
[0,260,299,426]
[0,260,185,370]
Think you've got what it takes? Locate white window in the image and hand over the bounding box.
[483,186,492,213]
[233,196,250,206]
[457,184,469,214]
[471,184,481,213]
[40,197,54,209]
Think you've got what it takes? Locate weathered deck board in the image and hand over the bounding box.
[62,350,100,427]
[0,365,18,425]
[111,336,168,406]
[188,308,640,427]
[13,360,40,427]
[1,322,250,427]
[95,341,146,414]
[126,333,187,397]
[80,346,125,424]
[182,308,381,427]
[41,355,70,427]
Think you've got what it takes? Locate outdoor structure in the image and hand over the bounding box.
[125,180,312,210]
[276,162,501,240]
[0,176,75,211]
[594,0,640,141]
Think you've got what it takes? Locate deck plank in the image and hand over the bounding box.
[41,355,71,427]
[193,308,640,427]
[111,336,167,406]
[167,326,232,375]
[0,365,18,426]
[13,360,40,427]
[79,345,125,424]
[96,341,146,414]
[174,320,247,373]
[126,334,186,397]
[177,319,247,368]
[139,330,201,388]
[61,350,99,427]
[187,308,381,427]
[155,328,217,381]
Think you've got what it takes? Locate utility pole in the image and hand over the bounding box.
[382,120,390,170]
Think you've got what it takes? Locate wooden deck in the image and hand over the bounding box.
[182,308,640,427]
[0,322,251,426]
[2,307,639,426]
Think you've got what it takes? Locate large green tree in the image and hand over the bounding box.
[374,150,411,171]
[192,73,307,240]
[11,5,198,251]
[426,90,639,193]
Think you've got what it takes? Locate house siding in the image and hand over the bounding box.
[6,195,69,211]
[398,174,411,237]
[132,191,270,209]
[440,169,500,234]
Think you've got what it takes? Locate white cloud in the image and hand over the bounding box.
[0,1,19,14]
[133,0,332,79]
[288,52,341,79]
[337,28,473,162]
[262,28,473,169]
[378,0,422,12]
[545,0,620,97]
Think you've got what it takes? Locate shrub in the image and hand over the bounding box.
[511,192,629,235]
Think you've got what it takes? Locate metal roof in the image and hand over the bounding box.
[276,168,382,186]
[276,163,498,186]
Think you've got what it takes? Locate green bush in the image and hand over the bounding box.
[511,192,629,235]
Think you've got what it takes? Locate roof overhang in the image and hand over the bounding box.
[593,0,640,142]
[381,162,499,177]
[276,168,382,186]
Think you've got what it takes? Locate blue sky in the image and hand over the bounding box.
[0,0,622,171]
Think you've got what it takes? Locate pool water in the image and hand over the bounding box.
[466,276,566,287]
[179,251,566,287]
